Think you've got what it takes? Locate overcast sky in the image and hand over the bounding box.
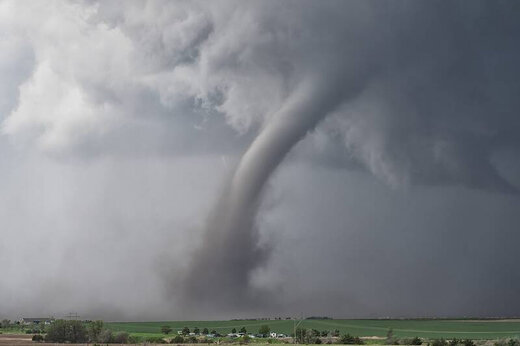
[1,0,520,321]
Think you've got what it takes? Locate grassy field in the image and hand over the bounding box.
[106,319,520,340]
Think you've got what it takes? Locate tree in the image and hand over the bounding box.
[99,329,114,343]
[161,325,173,335]
[410,337,422,345]
[182,326,191,335]
[321,330,329,337]
[172,335,185,343]
[232,328,237,333]
[203,328,209,335]
[340,333,364,345]
[259,325,270,337]
[386,329,398,345]
[431,339,448,346]
[449,339,461,346]
[1,320,10,329]
[240,326,247,334]
[45,320,87,343]
[402,337,423,345]
[87,320,104,342]
[114,332,129,344]
[194,327,200,334]
[211,330,217,335]
[68,320,88,343]
[146,336,167,344]
[44,320,67,343]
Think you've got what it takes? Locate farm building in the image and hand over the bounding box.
[19,318,54,325]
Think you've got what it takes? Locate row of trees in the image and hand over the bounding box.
[292,328,422,345]
[431,339,476,346]
[495,339,520,346]
[161,325,271,337]
[39,321,520,346]
[42,319,135,344]
[293,328,356,344]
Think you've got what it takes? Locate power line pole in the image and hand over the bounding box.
[293,313,304,345]
[65,312,80,320]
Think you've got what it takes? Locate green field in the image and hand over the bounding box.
[106,319,520,340]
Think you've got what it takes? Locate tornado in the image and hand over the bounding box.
[182,72,356,309]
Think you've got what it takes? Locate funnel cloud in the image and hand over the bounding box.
[183,76,351,306]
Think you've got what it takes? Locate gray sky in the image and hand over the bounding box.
[1,0,520,320]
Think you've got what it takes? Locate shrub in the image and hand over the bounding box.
[162,325,173,335]
[401,337,422,345]
[147,336,167,344]
[32,334,44,342]
[114,331,129,344]
[316,338,322,344]
[88,320,104,342]
[339,333,364,345]
[495,339,507,346]
[450,339,462,346]
[44,319,87,343]
[259,325,270,337]
[431,339,448,346]
[463,340,475,346]
[509,340,520,346]
[129,335,140,344]
[386,329,398,345]
[99,329,114,343]
[172,335,185,343]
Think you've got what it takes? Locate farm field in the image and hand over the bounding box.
[106,319,520,340]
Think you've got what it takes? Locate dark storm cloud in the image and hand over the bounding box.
[179,0,520,312]
[262,166,520,317]
[1,0,520,319]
